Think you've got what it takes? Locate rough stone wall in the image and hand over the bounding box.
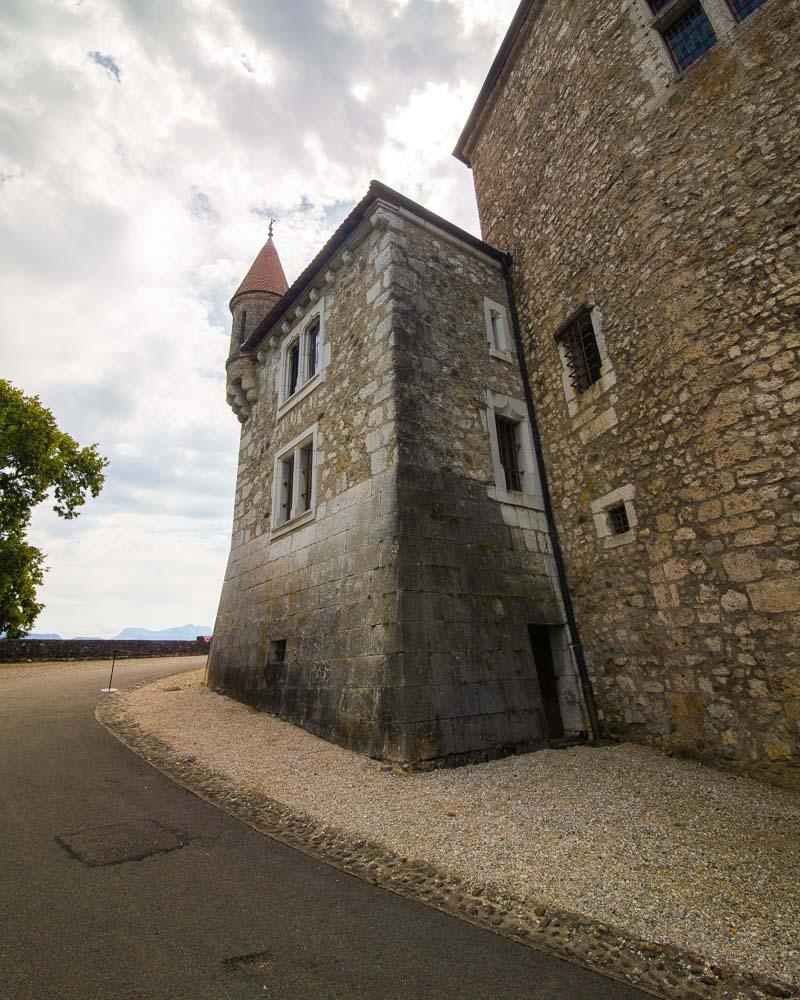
[209,219,403,758]
[465,0,800,785]
[209,203,589,762]
[388,212,586,761]
[0,639,209,662]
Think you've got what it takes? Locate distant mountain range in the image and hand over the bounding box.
[19,624,212,641]
[112,625,212,641]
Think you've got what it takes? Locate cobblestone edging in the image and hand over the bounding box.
[96,685,797,1000]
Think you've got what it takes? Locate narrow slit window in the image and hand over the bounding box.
[280,455,294,525]
[662,4,717,71]
[305,318,320,380]
[558,310,603,393]
[608,504,631,536]
[286,341,300,398]
[495,415,523,492]
[728,0,764,18]
[298,443,313,513]
[267,639,286,668]
[238,310,247,345]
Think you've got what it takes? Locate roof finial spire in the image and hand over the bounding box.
[268,217,275,239]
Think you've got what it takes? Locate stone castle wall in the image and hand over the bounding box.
[465,0,800,784]
[208,216,402,758]
[209,201,589,762]
[388,213,586,760]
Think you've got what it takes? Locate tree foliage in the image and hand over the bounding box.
[0,380,107,638]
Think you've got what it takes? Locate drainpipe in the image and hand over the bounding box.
[501,253,602,741]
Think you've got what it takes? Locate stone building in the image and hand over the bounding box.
[210,0,798,785]
[454,0,799,786]
[209,184,591,764]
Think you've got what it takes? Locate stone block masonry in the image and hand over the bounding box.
[208,188,590,763]
[459,0,800,786]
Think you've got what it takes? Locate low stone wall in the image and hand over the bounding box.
[0,639,210,663]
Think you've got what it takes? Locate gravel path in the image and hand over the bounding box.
[120,670,800,989]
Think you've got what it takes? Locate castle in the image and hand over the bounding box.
[209,0,799,787]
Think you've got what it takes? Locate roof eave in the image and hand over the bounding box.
[241,180,505,355]
[453,0,539,166]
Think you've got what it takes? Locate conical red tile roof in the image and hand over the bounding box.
[232,236,289,302]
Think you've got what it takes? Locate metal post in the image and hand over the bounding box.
[101,648,117,693]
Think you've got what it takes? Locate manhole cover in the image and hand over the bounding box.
[55,820,184,867]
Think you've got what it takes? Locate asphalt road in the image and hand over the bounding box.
[0,657,649,1000]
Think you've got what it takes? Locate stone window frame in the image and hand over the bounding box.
[632,0,742,94]
[591,484,638,550]
[484,390,544,510]
[555,305,617,419]
[277,298,326,418]
[483,297,513,364]
[270,422,319,538]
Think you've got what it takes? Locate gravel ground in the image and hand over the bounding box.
[121,670,800,988]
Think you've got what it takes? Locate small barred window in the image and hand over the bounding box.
[608,504,631,536]
[557,310,603,394]
[728,0,765,18]
[661,3,717,71]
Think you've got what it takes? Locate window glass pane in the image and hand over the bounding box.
[490,312,503,351]
[648,0,672,11]
[306,320,319,380]
[280,455,294,523]
[287,342,300,397]
[663,4,717,71]
[729,0,764,17]
[239,310,247,345]
[495,415,523,492]
[299,444,313,513]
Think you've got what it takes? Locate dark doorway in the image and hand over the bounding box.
[528,625,565,739]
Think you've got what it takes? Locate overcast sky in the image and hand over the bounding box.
[0,0,517,637]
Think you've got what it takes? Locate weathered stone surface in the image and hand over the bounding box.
[208,199,588,763]
[463,0,800,786]
[747,579,800,615]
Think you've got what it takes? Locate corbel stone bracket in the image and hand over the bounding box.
[226,354,258,422]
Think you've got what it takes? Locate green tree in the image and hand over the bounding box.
[0,380,107,638]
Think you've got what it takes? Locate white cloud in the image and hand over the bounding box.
[0,0,518,637]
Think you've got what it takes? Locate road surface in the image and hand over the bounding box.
[0,657,649,999]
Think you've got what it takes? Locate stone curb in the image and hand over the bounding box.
[96,682,798,1000]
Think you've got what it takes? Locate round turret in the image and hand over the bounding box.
[228,229,289,359]
[226,226,290,422]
